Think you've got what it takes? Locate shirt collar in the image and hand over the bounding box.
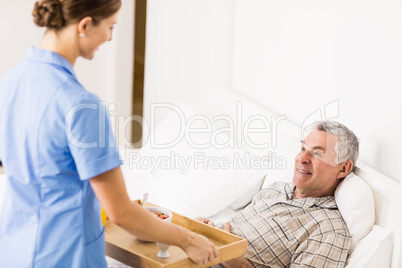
[25,46,76,78]
[284,183,338,209]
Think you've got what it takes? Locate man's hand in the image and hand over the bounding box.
[194,217,216,227]
[223,222,231,233]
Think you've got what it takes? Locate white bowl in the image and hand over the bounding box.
[145,206,173,223]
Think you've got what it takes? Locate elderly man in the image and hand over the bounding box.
[198,120,359,268]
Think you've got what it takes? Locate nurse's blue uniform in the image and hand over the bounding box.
[0,47,122,267]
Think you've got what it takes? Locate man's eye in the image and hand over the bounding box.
[313,151,322,157]
[301,147,306,152]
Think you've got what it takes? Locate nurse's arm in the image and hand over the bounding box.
[89,166,219,265]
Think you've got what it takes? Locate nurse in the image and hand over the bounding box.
[0,0,218,267]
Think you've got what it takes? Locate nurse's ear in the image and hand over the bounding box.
[77,16,92,37]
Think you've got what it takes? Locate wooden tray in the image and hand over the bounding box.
[105,200,247,267]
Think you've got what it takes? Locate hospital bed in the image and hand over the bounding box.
[0,93,400,268]
[115,89,400,267]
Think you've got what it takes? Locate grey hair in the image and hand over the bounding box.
[310,120,359,169]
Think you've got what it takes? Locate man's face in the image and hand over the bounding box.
[292,129,343,198]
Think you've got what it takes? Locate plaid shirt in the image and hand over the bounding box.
[229,182,351,268]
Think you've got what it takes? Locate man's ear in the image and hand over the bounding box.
[77,16,93,36]
[337,160,353,179]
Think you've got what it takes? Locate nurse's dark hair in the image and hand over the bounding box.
[32,0,121,29]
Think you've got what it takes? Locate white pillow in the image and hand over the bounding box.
[122,103,266,218]
[228,172,266,210]
[345,225,393,268]
[335,172,375,251]
[122,144,266,218]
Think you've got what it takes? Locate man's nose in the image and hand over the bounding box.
[296,150,312,164]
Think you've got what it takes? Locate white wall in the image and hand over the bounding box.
[143,0,217,124]
[144,0,401,184]
[0,1,44,77]
[0,0,134,148]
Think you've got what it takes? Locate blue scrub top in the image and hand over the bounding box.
[0,47,122,267]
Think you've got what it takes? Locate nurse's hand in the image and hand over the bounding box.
[182,230,219,265]
[90,167,219,265]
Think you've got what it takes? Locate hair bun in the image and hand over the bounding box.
[32,0,65,29]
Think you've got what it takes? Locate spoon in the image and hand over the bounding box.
[142,192,149,207]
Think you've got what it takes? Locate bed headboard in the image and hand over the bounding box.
[210,88,402,268]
